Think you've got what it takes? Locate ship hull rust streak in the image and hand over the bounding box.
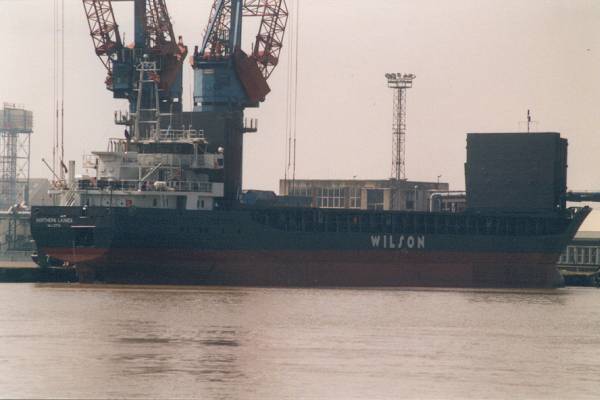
[40,246,563,287]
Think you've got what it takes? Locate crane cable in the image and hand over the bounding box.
[52,0,57,180]
[291,0,300,189]
[61,0,65,180]
[51,0,65,183]
[284,0,300,194]
[283,2,292,184]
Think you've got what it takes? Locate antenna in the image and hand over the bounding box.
[385,72,416,181]
[521,109,538,133]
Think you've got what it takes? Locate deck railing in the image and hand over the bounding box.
[79,179,213,194]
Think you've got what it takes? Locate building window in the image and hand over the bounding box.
[558,251,567,264]
[568,247,576,264]
[367,189,384,210]
[564,246,600,265]
[290,185,310,197]
[405,191,415,210]
[316,187,343,208]
[441,201,448,212]
[349,187,361,209]
[584,247,590,264]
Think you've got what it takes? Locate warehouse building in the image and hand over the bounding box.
[279,179,457,211]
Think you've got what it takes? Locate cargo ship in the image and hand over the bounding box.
[30,0,590,287]
[30,127,590,287]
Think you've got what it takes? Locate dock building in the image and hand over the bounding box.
[557,231,600,285]
[279,179,463,212]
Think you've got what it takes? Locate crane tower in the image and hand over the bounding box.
[385,73,415,181]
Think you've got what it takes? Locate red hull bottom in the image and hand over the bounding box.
[43,247,565,288]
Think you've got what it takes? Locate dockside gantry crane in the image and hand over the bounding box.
[192,0,288,111]
[82,0,289,204]
[190,0,289,204]
[82,0,188,113]
[83,0,288,113]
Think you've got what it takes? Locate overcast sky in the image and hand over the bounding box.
[1,0,600,226]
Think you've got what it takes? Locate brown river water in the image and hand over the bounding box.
[1,284,600,399]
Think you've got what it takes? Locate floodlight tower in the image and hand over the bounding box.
[0,104,33,210]
[385,73,415,181]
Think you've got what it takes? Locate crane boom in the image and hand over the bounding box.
[201,0,233,59]
[145,0,177,54]
[245,0,288,79]
[82,0,122,74]
[145,0,188,94]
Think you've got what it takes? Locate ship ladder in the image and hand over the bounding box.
[64,186,79,206]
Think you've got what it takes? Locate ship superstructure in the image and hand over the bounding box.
[58,60,225,212]
[69,128,224,211]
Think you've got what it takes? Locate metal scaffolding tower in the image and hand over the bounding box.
[0,104,33,210]
[385,73,415,181]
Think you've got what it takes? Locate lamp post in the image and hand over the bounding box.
[385,73,416,181]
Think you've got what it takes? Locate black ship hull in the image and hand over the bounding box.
[30,206,590,288]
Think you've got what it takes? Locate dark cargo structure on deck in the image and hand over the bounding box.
[466,132,567,213]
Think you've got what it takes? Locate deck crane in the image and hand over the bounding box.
[189,0,289,205]
[81,0,289,204]
[192,0,289,111]
[82,0,188,113]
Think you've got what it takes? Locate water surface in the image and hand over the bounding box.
[1,284,600,399]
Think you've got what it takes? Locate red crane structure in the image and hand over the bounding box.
[244,0,288,79]
[195,0,288,108]
[82,0,121,77]
[81,0,187,111]
[200,0,288,79]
